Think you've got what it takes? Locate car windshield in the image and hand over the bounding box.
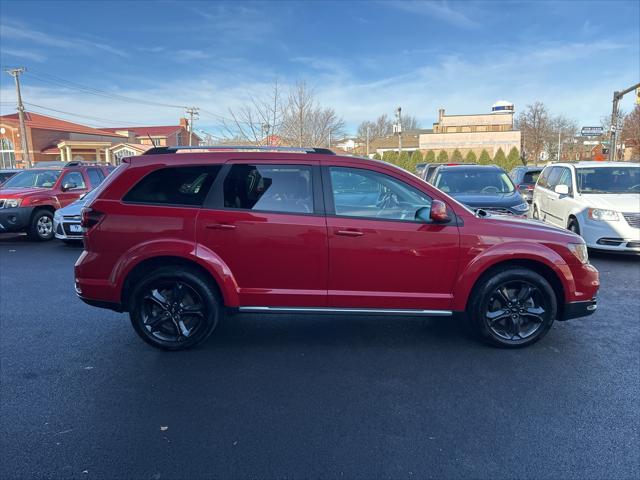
[576,167,640,194]
[2,170,61,189]
[435,169,515,194]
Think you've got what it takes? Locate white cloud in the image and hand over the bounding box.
[386,1,480,28]
[0,48,46,62]
[0,19,130,58]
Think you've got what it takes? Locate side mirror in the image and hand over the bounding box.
[554,184,569,196]
[62,182,77,192]
[429,200,451,223]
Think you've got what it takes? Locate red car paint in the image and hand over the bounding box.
[75,151,599,319]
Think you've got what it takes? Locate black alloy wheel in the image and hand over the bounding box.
[130,267,221,350]
[469,268,556,348]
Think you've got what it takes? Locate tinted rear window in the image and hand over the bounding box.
[522,170,541,184]
[124,166,220,206]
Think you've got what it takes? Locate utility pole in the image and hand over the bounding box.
[5,67,32,168]
[366,125,370,157]
[185,107,199,146]
[608,81,640,161]
[557,129,561,161]
[394,107,402,153]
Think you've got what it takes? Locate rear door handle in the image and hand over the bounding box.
[336,229,364,237]
[205,223,236,230]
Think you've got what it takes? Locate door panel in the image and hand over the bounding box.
[327,218,459,309]
[324,166,459,310]
[197,162,328,307]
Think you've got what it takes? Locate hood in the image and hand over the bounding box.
[578,193,640,212]
[452,191,524,208]
[56,197,86,216]
[482,213,580,241]
[0,186,51,198]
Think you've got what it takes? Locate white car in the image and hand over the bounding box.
[532,161,640,253]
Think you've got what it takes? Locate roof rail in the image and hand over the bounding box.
[142,145,336,156]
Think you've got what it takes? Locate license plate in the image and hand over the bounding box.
[69,224,83,233]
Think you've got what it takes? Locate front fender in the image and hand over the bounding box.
[112,239,240,307]
[23,196,60,210]
[451,241,574,311]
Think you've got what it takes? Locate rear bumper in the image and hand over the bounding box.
[0,206,33,232]
[560,299,598,321]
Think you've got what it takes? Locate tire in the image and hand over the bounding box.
[568,218,580,236]
[27,210,54,241]
[467,268,557,348]
[129,266,222,351]
[532,205,540,220]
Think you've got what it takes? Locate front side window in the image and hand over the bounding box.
[576,167,640,194]
[2,169,61,189]
[537,167,550,189]
[556,168,573,191]
[223,164,314,214]
[61,172,86,190]
[545,168,562,190]
[330,167,432,221]
[124,166,220,206]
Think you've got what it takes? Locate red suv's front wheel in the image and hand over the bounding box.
[129,266,221,350]
[468,268,557,348]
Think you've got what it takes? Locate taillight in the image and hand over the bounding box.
[81,207,104,231]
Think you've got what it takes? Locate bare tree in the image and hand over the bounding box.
[280,81,345,147]
[223,81,284,145]
[515,101,551,164]
[621,105,640,157]
[357,113,421,141]
[548,115,579,161]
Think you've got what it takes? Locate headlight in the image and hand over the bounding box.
[588,208,618,221]
[0,199,21,208]
[512,202,529,213]
[568,243,589,264]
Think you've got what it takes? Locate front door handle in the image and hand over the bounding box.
[205,223,236,230]
[336,229,364,237]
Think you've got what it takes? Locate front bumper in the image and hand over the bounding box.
[560,299,598,321]
[580,215,640,253]
[0,206,33,233]
[54,215,83,240]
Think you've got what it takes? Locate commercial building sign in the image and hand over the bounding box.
[581,126,604,136]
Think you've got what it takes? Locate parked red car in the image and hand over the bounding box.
[75,147,599,350]
[0,162,112,240]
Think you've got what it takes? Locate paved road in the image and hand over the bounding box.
[1,234,638,480]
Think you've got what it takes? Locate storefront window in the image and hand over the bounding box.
[0,138,16,168]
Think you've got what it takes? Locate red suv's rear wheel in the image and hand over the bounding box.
[468,268,556,348]
[129,267,221,350]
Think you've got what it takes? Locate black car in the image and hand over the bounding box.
[509,166,543,204]
[0,169,19,186]
[431,164,529,216]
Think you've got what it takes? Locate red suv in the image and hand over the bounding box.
[0,162,112,240]
[75,147,599,350]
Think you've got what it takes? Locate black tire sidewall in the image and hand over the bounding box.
[28,210,54,241]
[129,267,221,351]
[470,268,557,348]
[568,219,580,235]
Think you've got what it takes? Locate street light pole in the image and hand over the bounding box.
[5,67,32,168]
[366,125,370,157]
[608,81,640,161]
[557,129,561,161]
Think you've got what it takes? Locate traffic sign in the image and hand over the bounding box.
[581,126,604,136]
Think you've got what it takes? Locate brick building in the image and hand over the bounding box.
[0,112,124,167]
[419,102,521,157]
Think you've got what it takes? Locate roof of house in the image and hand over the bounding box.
[0,111,123,137]
[110,142,154,153]
[100,126,183,137]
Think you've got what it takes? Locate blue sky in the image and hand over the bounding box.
[1,0,639,136]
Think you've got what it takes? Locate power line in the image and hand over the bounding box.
[24,68,189,109]
[22,102,156,126]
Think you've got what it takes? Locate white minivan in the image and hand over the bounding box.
[532,161,640,253]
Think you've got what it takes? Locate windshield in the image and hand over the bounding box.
[435,169,515,194]
[2,170,61,189]
[576,167,640,194]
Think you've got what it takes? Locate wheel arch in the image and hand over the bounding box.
[464,259,565,314]
[120,255,228,311]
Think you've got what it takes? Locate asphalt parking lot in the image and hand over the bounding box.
[1,234,638,480]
